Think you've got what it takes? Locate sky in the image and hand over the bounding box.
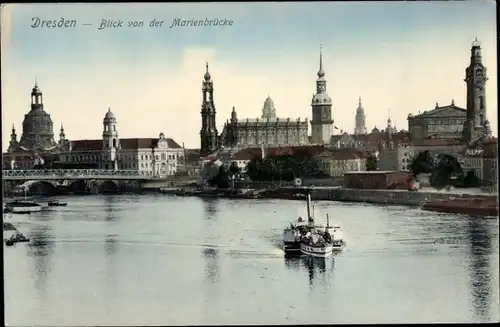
[1,1,497,150]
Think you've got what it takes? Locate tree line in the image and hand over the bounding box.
[408,150,481,189]
[207,154,328,188]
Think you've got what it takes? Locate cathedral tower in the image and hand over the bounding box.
[59,124,66,145]
[462,38,489,143]
[200,62,219,156]
[354,97,367,134]
[8,124,18,152]
[102,107,120,170]
[310,46,333,144]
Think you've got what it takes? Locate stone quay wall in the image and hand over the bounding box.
[308,188,497,207]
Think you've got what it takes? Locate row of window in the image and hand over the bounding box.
[139,154,180,161]
[427,119,465,125]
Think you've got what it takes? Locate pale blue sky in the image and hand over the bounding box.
[1,1,497,149]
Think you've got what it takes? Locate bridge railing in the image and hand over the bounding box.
[2,169,145,178]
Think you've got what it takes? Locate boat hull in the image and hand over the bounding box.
[300,243,333,257]
[5,206,42,213]
[283,241,301,253]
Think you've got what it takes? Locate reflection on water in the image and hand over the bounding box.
[202,198,219,219]
[284,254,334,287]
[27,224,55,296]
[203,247,221,284]
[467,218,494,322]
[105,235,118,256]
[104,195,118,222]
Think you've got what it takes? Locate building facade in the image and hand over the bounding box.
[407,100,467,144]
[314,148,371,177]
[378,145,415,172]
[310,46,334,144]
[58,108,184,177]
[220,97,309,149]
[482,138,498,186]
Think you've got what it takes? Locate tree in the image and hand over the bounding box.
[408,150,436,177]
[365,154,379,171]
[244,155,321,181]
[463,170,481,187]
[428,154,463,190]
[207,165,230,189]
[229,161,241,175]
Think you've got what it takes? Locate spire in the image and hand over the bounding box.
[388,109,392,125]
[11,123,15,133]
[317,44,325,78]
[204,62,211,81]
[35,77,38,87]
[358,96,362,107]
[60,123,64,132]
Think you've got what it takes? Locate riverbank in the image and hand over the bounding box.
[162,186,498,215]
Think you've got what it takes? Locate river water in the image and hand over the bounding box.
[4,194,499,325]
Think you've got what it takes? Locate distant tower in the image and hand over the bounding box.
[200,62,219,156]
[310,45,333,144]
[58,124,66,145]
[8,124,18,152]
[228,106,239,147]
[261,95,277,120]
[102,107,120,170]
[354,97,367,134]
[462,38,488,143]
[386,109,394,135]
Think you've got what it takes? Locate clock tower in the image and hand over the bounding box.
[462,38,489,143]
[310,46,333,144]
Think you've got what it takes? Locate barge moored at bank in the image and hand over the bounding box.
[421,197,499,217]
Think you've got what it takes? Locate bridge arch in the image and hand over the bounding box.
[99,180,119,194]
[20,180,57,195]
[68,180,87,194]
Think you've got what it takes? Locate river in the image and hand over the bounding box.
[3,194,499,325]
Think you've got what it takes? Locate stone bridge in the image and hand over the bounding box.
[2,169,152,195]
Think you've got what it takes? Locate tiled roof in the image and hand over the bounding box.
[71,139,102,151]
[120,138,157,149]
[120,137,182,149]
[316,148,372,160]
[331,131,411,148]
[2,152,35,160]
[419,139,461,146]
[409,103,467,118]
[69,137,182,151]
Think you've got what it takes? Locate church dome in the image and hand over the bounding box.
[20,107,56,150]
[262,96,276,119]
[312,92,332,105]
[371,126,380,133]
[104,107,116,121]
